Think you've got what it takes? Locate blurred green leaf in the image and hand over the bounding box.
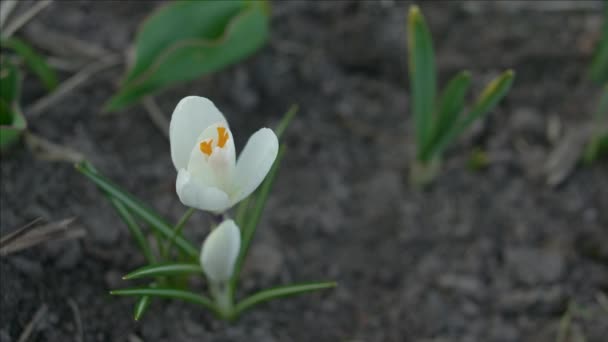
[75,161,198,259]
[431,70,514,157]
[274,104,298,139]
[0,58,20,105]
[230,145,285,295]
[105,0,270,111]
[133,295,152,321]
[0,60,26,148]
[589,2,608,84]
[111,288,217,314]
[1,37,58,91]
[420,71,471,161]
[584,85,608,163]
[234,282,336,316]
[123,263,202,280]
[408,5,436,155]
[0,100,25,149]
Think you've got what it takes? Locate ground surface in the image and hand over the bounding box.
[1,1,607,341]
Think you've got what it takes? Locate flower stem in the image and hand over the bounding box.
[210,282,234,320]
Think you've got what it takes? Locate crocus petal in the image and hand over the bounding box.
[187,123,236,192]
[176,169,231,213]
[200,219,241,283]
[231,128,279,204]
[169,96,227,170]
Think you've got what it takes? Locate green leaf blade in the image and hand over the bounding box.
[123,263,202,280]
[1,37,58,91]
[75,161,198,259]
[431,70,515,157]
[234,282,336,316]
[407,5,437,156]
[111,288,217,314]
[421,71,471,161]
[106,0,270,111]
[108,197,156,264]
[133,295,152,321]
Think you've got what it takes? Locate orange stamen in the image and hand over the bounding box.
[217,126,229,148]
[199,139,213,156]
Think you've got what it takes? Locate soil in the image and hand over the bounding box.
[1,1,607,341]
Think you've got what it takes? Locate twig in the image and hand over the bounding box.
[23,22,111,59]
[142,96,169,139]
[26,53,122,118]
[17,304,48,342]
[2,0,53,38]
[24,132,85,163]
[0,217,43,248]
[68,299,83,342]
[0,217,85,256]
[0,0,19,29]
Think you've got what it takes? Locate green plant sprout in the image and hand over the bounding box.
[105,0,270,111]
[406,5,514,186]
[77,97,335,322]
[0,37,58,150]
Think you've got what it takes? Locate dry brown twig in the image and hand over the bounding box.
[2,0,53,38]
[16,304,48,342]
[26,53,122,118]
[142,96,170,139]
[24,132,85,163]
[0,217,85,257]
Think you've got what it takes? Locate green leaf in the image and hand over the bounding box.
[0,59,20,105]
[1,37,58,91]
[234,282,336,316]
[161,207,195,260]
[230,145,286,295]
[108,197,156,263]
[431,70,515,157]
[420,71,471,161]
[123,263,202,280]
[589,3,608,84]
[274,104,298,139]
[0,100,26,149]
[111,287,217,314]
[407,5,437,156]
[133,295,152,321]
[75,161,198,259]
[105,0,270,111]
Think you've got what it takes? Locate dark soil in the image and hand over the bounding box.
[1,1,607,341]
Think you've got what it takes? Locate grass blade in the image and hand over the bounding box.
[421,71,471,161]
[274,104,298,139]
[108,197,156,263]
[133,295,151,321]
[123,263,202,280]
[161,207,195,260]
[407,5,437,156]
[432,70,514,156]
[230,145,286,294]
[234,281,336,316]
[111,287,217,314]
[0,37,58,90]
[75,161,198,259]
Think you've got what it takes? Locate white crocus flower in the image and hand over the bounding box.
[200,219,241,284]
[170,96,279,213]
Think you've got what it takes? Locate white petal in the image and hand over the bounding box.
[231,128,279,204]
[200,219,241,283]
[169,96,227,170]
[176,169,231,213]
[187,123,236,192]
